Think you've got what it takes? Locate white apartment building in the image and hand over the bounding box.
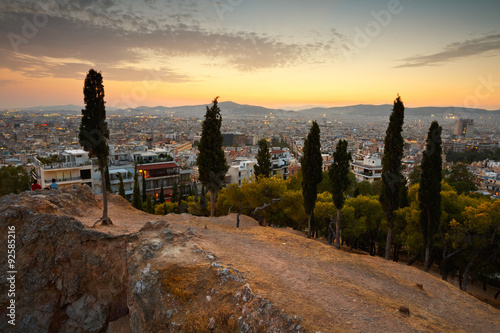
[271,150,291,180]
[351,155,382,183]
[226,160,256,186]
[33,149,93,189]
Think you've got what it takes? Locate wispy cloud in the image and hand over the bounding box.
[397,33,500,68]
[0,0,341,80]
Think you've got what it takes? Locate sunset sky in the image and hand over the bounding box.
[1,0,499,110]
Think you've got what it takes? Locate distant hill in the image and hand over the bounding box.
[14,102,500,119]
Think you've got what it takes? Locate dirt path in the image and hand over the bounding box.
[77,194,500,333]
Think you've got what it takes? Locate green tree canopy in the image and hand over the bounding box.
[79,69,111,225]
[197,97,229,217]
[379,95,406,259]
[301,121,323,238]
[444,162,476,195]
[419,121,443,272]
[118,172,126,199]
[255,139,272,178]
[329,139,352,248]
[0,165,29,196]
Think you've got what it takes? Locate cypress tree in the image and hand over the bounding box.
[146,195,153,214]
[172,181,179,204]
[159,183,165,203]
[118,172,126,199]
[419,121,442,272]
[255,139,272,178]
[132,165,142,209]
[79,69,111,225]
[329,139,352,248]
[196,97,229,217]
[200,185,207,215]
[379,95,406,260]
[301,121,323,238]
[142,170,147,203]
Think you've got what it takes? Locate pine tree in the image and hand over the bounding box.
[196,97,229,217]
[159,183,165,203]
[379,95,406,260]
[132,166,142,210]
[255,139,272,178]
[301,121,323,238]
[329,139,352,248]
[419,121,442,272]
[118,172,126,199]
[79,69,111,225]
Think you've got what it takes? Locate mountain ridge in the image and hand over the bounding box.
[7,102,500,118]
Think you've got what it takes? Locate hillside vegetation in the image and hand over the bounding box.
[0,185,499,332]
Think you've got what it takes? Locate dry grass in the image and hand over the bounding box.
[159,263,243,332]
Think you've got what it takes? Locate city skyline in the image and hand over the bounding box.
[1,0,499,110]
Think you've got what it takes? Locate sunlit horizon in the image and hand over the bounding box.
[1,1,499,110]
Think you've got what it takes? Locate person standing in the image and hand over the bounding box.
[31,179,42,191]
[50,178,59,190]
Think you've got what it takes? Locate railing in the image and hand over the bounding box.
[34,157,92,169]
[44,176,86,184]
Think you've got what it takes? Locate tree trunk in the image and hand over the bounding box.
[335,208,341,250]
[424,236,432,272]
[385,225,392,260]
[100,165,111,225]
[440,257,448,281]
[423,212,432,272]
[393,244,400,262]
[236,203,241,228]
[407,253,419,266]
[461,252,479,291]
[307,213,312,238]
[210,189,216,217]
[328,220,335,246]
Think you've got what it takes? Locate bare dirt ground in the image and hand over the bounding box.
[75,194,500,333]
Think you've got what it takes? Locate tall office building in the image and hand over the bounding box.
[453,118,474,138]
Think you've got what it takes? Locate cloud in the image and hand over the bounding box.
[0,0,340,80]
[397,33,500,68]
[0,79,20,86]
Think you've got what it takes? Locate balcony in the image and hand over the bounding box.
[44,176,88,184]
[34,157,92,169]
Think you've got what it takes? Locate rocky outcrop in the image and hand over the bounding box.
[0,201,129,333]
[0,186,303,332]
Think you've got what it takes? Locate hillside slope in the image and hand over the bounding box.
[1,186,499,332]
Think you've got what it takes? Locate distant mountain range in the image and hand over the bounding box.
[13,102,500,119]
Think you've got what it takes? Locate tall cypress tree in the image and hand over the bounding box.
[79,69,111,225]
[379,95,406,260]
[419,121,442,272]
[197,97,229,217]
[172,181,179,204]
[132,165,142,209]
[301,121,323,238]
[329,140,352,248]
[118,172,126,199]
[142,170,147,203]
[159,183,165,203]
[255,139,272,178]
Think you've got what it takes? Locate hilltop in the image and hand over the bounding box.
[11,102,500,119]
[1,186,499,332]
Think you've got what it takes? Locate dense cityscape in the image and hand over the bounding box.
[1,0,500,331]
[1,103,499,199]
